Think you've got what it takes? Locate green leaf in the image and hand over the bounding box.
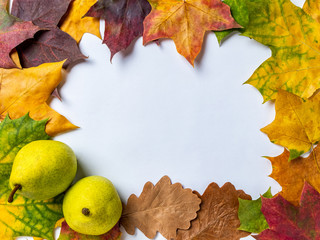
[0,114,50,175]
[214,0,249,44]
[238,188,272,233]
[0,114,63,240]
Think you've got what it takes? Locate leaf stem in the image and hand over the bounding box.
[8,184,21,203]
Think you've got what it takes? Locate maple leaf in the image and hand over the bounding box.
[0,61,78,136]
[11,0,85,68]
[143,0,241,66]
[121,175,201,239]
[0,0,41,68]
[255,182,320,239]
[60,0,101,43]
[0,115,63,240]
[58,221,121,240]
[214,0,249,44]
[176,182,251,240]
[243,0,320,101]
[238,188,272,233]
[261,90,320,160]
[11,0,72,29]
[85,0,151,61]
[303,0,320,22]
[267,146,320,206]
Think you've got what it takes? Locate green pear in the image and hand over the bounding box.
[63,176,122,235]
[8,140,77,202]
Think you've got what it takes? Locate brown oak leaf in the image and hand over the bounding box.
[121,175,201,239]
[176,182,251,240]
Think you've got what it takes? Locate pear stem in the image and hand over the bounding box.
[82,208,90,216]
[8,184,21,203]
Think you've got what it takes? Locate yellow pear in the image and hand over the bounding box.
[8,140,77,202]
[63,176,122,235]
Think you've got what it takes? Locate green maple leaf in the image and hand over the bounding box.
[0,114,63,240]
[238,188,272,233]
[214,0,249,44]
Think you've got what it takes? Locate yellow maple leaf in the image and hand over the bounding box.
[60,0,101,43]
[303,0,320,23]
[243,0,320,101]
[0,61,77,136]
[261,90,320,160]
[267,146,320,205]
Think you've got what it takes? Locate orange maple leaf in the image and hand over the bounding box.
[143,0,241,66]
[0,61,77,136]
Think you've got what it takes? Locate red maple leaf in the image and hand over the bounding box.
[255,182,320,240]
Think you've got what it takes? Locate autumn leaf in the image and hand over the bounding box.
[0,61,77,136]
[143,0,241,66]
[255,182,320,239]
[238,188,272,233]
[261,90,320,160]
[0,0,41,68]
[85,0,151,61]
[0,114,49,175]
[58,221,121,240]
[0,115,63,240]
[60,0,101,43]
[303,0,320,22]
[11,0,72,28]
[176,182,251,240]
[243,0,320,101]
[214,0,249,44]
[121,175,201,239]
[267,146,320,206]
[11,0,85,68]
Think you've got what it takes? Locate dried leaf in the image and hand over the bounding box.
[0,0,40,68]
[0,61,77,136]
[176,182,251,240]
[256,182,320,239]
[143,0,241,66]
[58,221,121,240]
[85,0,151,60]
[243,0,320,101]
[238,188,272,233]
[11,0,72,28]
[0,115,63,240]
[261,90,320,160]
[60,0,101,43]
[11,0,85,68]
[16,28,85,68]
[121,175,201,239]
[267,146,320,206]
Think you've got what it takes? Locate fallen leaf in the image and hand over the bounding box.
[0,115,63,240]
[60,0,101,43]
[16,28,86,68]
[143,0,241,66]
[121,175,201,239]
[267,146,320,206]
[0,61,77,136]
[58,221,121,240]
[243,0,320,101]
[255,182,320,239]
[0,0,40,68]
[214,0,249,44]
[0,114,49,175]
[303,0,320,24]
[11,0,72,28]
[176,182,251,240]
[85,0,151,60]
[238,188,272,233]
[261,90,320,160]
[11,0,85,68]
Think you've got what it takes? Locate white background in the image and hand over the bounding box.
[18,0,304,239]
